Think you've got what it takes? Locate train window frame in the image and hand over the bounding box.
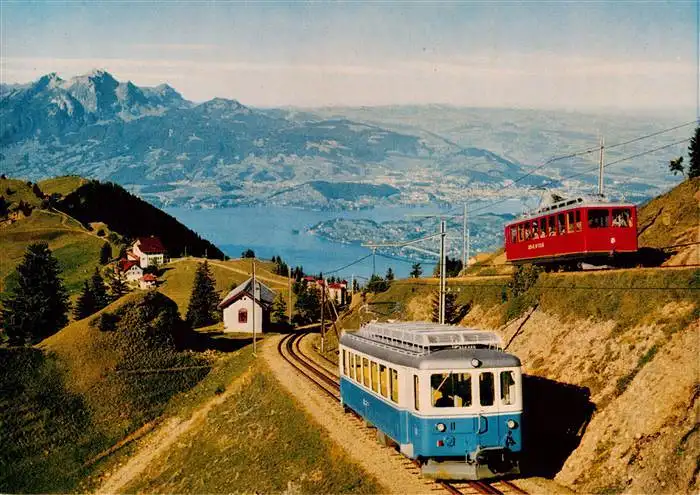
[379,364,388,398]
[354,354,362,383]
[548,216,556,236]
[342,350,348,376]
[348,352,355,380]
[390,368,399,403]
[414,375,420,410]
[510,226,517,244]
[362,357,370,387]
[517,224,523,242]
[567,211,575,233]
[431,372,473,408]
[540,218,547,237]
[558,213,566,235]
[588,208,610,229]
[500,370,517,406]
[479,372,495,407]
[531,220,539,239]
[370,361,379,393]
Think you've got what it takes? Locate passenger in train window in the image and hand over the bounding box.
[548,216,556,236]
[575,211,582,231]
[558,214,566,234]
[567,211,574,232]
[540,218,547,237]
[612,208,631,227]
[532,221,539,239]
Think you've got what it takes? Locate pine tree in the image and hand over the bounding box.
[669,156,685,176]
[73,281,96,320]
[105,269,128,300]
[1,242,70,345]
[385,267,395,281]
[100,241,112,265]
[185,260,219,328]
[91,268,109,311]
[410,263,423,278]
[272,293,289,325]
[688,126,700,179]
[431,290,457,323]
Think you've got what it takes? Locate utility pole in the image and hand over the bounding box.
[320,279,326,353]
[252,258,257,357]
[598,136,605,196]
[439,220,446,325]
[462,203,467,268]
[466,228,471,268]
[287,265,293,322]
[372,248,376,276]
[350,274,355,299]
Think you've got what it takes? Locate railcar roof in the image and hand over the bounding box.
[505,196,636,226]
[340,329,520,370]
[357,321,503,351]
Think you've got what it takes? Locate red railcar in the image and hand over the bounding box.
[504,196,638,267]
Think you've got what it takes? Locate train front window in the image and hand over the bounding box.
[588,208,610,228]
[431,373,472,408]
[500,371,516,406]
[479,372,495,406]
[612,208,632,228]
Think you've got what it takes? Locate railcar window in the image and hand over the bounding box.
[612,208,632,228]
[390,368,399,403]
[558,214,566,235]
[540,218,547,236]
[354,354,362,382]
[414,375,420,410]
[479,372,495,406]
[431,373,472,408]
[567,211,574,232]
[500,371,516,405]
[370,361,379,393]
[510,227,517,244]
[532,220,539,239]
[379,364,388,397]
[363,358,370,387]
[575,210,582,231]
[548,216,556,236]
[348,353,355,380]
[343,350,348,376]
[588,209,610,228]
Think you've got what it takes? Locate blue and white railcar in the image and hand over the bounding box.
[339,322,522,480]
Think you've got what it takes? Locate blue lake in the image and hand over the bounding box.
[165,201,521,280]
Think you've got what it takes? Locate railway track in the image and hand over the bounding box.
[276,332,527,495]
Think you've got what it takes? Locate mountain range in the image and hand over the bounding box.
[0,70,569,209]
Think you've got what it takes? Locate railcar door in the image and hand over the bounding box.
[476,371,498,447]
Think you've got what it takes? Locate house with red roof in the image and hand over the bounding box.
[116,258,144,282]
[129,236,166,268]
[139,273,158,290]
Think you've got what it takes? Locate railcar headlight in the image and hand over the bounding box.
[436,423,446,432]
[507,419,518,429]
[471,358,481,368]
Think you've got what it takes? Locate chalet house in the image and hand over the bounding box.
[139,273,158,290]
[117,259,143,282]
[218,277,275,333]
[129,236,166,268]
[328,281,348,306]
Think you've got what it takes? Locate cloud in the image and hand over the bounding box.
[1,54,695,110]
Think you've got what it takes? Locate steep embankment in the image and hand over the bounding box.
[637,176,700,265]
[0,291,208,493]
[338,267,699,494]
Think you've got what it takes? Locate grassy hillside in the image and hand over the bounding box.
[0,177,44,208]
[0,291,209,493]
[0,208,106,294]
[161,258,290,315]
[57,181,224,259]
[37,175,87,197]
[125,364,382,494]
[637,177,699,265]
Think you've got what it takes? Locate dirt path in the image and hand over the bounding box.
[95,367,254,494]
[262,334,444,495]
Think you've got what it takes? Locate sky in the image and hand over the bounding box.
[1,1,698,111]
